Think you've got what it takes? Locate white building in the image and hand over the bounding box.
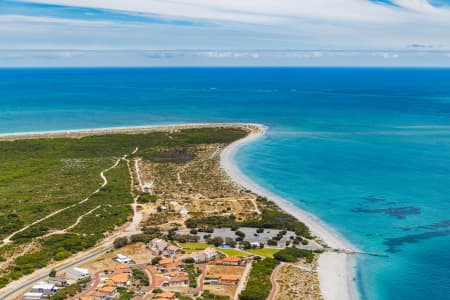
[113,253,133,264]
[23,292,43,300]
[31,282,58,295]
[190,247,218,263]
[66,267,90,282]
[147,238,168,256]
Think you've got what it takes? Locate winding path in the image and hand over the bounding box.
[267,263,284,300]
[2,154,127,245]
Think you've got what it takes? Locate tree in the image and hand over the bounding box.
[207,236,224,247]
[49,269,56,278]
[113,237,129,248]
[240,241,252,250]
[151,257,162,265]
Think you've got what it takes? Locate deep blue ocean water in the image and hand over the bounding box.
[1,68,450,300]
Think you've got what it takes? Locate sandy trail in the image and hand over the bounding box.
[1,154,126,245]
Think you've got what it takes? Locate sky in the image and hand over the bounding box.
[1,0,450,66]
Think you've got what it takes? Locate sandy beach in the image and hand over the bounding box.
[0,123,250,141]
[220,124,359,300]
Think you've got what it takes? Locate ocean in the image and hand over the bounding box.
[1,67,450,300]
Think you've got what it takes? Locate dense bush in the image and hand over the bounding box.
[113,237,129,248]
[274,248,314,263]
[198,290,230,300]
[132,268,149,286]
[239,258,279,300]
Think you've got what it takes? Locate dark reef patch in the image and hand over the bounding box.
[384,230,450,253]
[352,206,420,219]
[401,219,450,232]
[362,195,385,203]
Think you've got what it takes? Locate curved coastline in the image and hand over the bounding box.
[220,124,359,300]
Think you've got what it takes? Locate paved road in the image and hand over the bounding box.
[267,263,284,300]
[1,246,113,300]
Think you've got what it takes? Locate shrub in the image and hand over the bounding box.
[151,257,162,265]
[239,258,279,300]
[113,237,129,249]
[273,248,314,263]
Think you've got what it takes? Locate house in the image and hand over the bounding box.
[79,296,94,300]
[147,238,168,256]
[23,292,43,300]
[66,267,90,282]
[103,279,115,286]
[217,256,245,266]
[190,247,218,263]
[90,291,108,300]
[157,258,174,267]
[31,282,58,296]
[154,291,176,300]
[203,247,218,260]
[48,276,68,287]
[113,254,133,264]
[167,245,182,257]
[114,263,132,274]
[219,274,240,285]
[111,273,130,287]
[161,274,189,287]
[157,260,181,274]
[97,286,117,298]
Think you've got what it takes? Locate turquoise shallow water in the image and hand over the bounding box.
[1,68,450,299]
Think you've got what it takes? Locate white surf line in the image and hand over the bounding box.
[2,149,136,245]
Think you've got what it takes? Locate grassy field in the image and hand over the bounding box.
[217,248,251,257]
[0,127,248,288]
[179,242,211,253]
[245,248,282,258]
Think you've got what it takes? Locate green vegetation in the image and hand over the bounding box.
[49,279,90,300]
[218,248,250,257]
[114,237,129,248]
[132,268,149,286]
[245,248,281,258]
[184,263,200,288]
[117,287,134,300]
[179,242,210,251]
[273,247,315,263]
[0,127,247,288]
[137,193,157,204]
[239,258,280,300]
[199,290,230,300]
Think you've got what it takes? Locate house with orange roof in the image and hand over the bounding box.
[79,296,94,300]
[153,291,176,299]
[111,272,130,287]
[161,274,189,287]
[103,279,115,286]
[219,274,240,285]
[114,264,131,274]
[216,256,245,266]
[89,291,108,300]
[97,286,117,298]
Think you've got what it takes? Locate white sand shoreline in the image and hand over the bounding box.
[220,124,359,300]
[0,122,255,140]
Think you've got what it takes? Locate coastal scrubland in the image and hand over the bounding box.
[0,127,247,288]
